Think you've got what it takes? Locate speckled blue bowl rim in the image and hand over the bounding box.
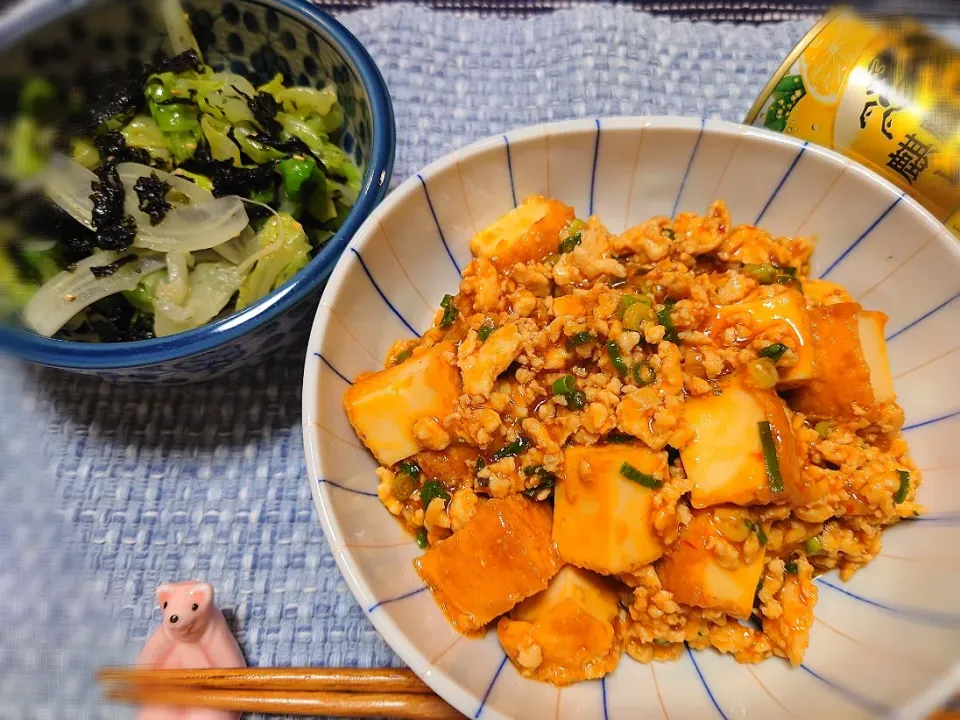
[0,0,395,370]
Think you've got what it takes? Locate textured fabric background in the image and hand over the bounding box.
[0,4,815,718]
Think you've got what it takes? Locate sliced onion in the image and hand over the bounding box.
[235,197,284,274]
[159,0,202,58]
[130,196,249,252]
[43,154,97,229]
[22,238,57,252]
[153,250,191,321]
[154,261,244,337]
[23,251,166,337]
[116,163,213,205]
[43,160,250,254]
[115,165,249,251]
[212,225,257,265]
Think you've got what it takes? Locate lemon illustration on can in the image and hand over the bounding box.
[797,13,876,106]
[756,11,882,144]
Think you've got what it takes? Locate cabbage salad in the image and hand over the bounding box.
[0,7,361,342]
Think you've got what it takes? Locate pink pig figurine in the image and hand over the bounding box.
[136,581,246,720]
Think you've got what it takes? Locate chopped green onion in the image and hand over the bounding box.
[894,470,910,504]
[559,220,585,253]
[803,537,822,555]
[567,390,586,411]
[776,273,803,290]
[657,300,680,343]
[781,266,798,277]
[619,462,662,489]
[566,331,596,349]
[606,431,634,444]
[491,436,530,462]
[416,527,429,549]
[397,460,421,477]
[559,232,582,254]
[420,480,450,508]
[617,294,645,317]
[814,420,833,439]
[784,561,798,574]
[661,228,675,240]
[393,348,413,365]
[552,374,577,395]
[632,361,656,387]
[606,340,628,376]
[478,322,496,342]
[623,299,655,330]
[523,464,543,477]
[746,521,768,546]
[439,294,458,328]
[652,638,672,646]
[743,263,779,284]
[475,457,486,473]
[748,357,779,389]
[523,474,556,499]
[392,472,416,500]
[758,343,788,362]
[758,421,784,493]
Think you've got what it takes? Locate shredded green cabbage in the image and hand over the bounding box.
[71,138,101,169]
[122,115,173,164]
[236,214,310,310]
[0,246,39,316]
[8,117,47,179]
[200,115,241,164]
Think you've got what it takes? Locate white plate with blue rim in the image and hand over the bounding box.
[301,117,960,720]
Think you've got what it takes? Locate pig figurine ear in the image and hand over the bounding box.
[188,581,214,607]
[156,584,175,607]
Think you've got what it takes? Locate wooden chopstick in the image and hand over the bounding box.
[96,666,434,694]
[97,667,463,719]
[104,687,460,719]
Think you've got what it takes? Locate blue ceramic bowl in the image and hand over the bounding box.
[0,0,394,383]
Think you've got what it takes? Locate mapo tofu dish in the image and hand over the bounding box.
[342,195,922,685]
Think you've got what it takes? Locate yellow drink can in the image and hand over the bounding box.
[745,8,959,237]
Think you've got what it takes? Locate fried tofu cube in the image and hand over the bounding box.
[713,290,814,386]
[415,495,561,634]
[469,195,574,269]
[554,446,667,574]
[681,374,803,508]
[858,310,895,404]
[788,303,896,420]
[343,342,460,466]
[497,566,622,685]
[657,511,765,618]
[801,278,853,306]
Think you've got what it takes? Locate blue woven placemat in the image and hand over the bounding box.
[0,4,814,717]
